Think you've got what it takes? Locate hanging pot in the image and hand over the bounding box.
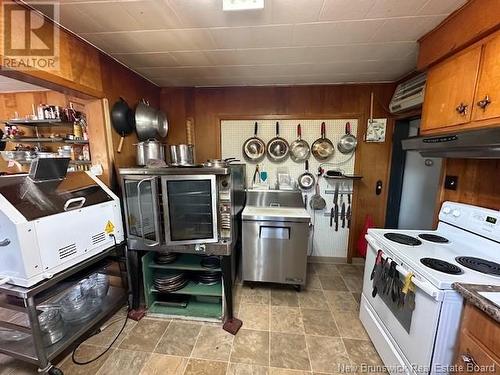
[135,99,158,141]
[110,97,135,153]
[312,122,334,161]
[267,121,289,162]
[337,122,357,154]
[242,122,266,162]
[298,160,315,190]
[289,123,310,162]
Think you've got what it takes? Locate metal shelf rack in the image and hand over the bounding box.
[0,245,127,375]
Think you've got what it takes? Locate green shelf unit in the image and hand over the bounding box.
[148,297,222,320]
[150,280,222,297]
[145,253,221,272]
[142,251,223,321]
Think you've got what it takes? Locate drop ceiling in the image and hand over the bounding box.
[28,0,467,87]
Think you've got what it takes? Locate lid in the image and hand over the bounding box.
[0,171,113,221]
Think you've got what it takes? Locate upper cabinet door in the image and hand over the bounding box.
[472,34,500,122]
[421,47,482,132]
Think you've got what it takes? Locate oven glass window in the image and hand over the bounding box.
[124,179,156,240]
[167,180,214,241]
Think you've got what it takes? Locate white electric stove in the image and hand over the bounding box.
[360,202,500,375]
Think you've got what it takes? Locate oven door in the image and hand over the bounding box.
[161,175,218,245]
[361,235,445,374]
[121,176,161,248]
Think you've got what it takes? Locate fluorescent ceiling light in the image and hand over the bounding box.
[223,0,264,11]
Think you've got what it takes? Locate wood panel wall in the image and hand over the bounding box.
[161,84,396,261]
[438,159,500,210]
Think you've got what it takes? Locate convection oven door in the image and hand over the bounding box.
[360,235,447,375]
[121,176,161,248]
[161,175,218,245]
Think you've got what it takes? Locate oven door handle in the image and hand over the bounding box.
[366,234,444,302]
[137,177,161,247]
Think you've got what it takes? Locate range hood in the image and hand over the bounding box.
[402,128,500,159]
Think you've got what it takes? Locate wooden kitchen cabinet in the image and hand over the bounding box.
[453,304,500,373]
[421,47,482,132]
[472,34,500,122]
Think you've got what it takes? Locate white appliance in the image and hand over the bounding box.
[360,202,500,375]
[0,171,124,287]
[389,73,426,114]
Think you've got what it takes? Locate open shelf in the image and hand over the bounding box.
[149,296,222,319]
[6,137,63,143]
[142,251,223,321]
[0,286,126,364]
[146,253,221,272]
[150,280,222,297]
[3,119,72,126]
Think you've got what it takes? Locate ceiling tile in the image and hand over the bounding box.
[319,0,375,21]
[270,0,324,23]
[370,15,447,42]
[167,0,273,28]
[81,29,216,53]
[292,20,385,46]
[206,48,310,65]
[169,51,213,66]
[210,25,293,49]
[365,0,429,18]
[111,52,178,68]
[417,0,467,15]
[123,0,183,30]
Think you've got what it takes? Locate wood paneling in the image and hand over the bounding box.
[438,158,500,210]
[161,84,396,261]
[418,0,500,70]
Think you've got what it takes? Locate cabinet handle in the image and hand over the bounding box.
[456,103,468,116]
[477,95,491,110]
[461,353,478,368]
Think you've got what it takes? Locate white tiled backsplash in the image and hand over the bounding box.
[221,119,358,258]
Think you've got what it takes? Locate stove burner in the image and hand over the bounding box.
[420,258,463,274]
[384,233,422,246]
[418,234,449,243]
[455,257,500,276]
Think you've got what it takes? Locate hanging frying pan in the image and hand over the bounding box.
[298,160,315,190]
[267,121,289,162]
[289,123,310,162]
[337,122,357,154]
[242,122,266,163]
[111,97,135,153]
[312,122,334,161]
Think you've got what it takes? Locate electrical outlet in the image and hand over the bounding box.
[444,175,458,190]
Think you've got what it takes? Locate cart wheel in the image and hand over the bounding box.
[48,367,64,375]
[294,285,301,292]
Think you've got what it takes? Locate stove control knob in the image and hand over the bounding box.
[443,207,451,214]
[452,210,461,217]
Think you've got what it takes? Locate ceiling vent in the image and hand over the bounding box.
[389,73,427,114]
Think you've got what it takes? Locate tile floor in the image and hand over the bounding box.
[0,262,386,375]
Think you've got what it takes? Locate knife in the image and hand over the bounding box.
[334,203,339,231]
[346,204,351,228]
[341,202,346,228]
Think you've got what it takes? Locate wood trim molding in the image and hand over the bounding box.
[418,0,500,70]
